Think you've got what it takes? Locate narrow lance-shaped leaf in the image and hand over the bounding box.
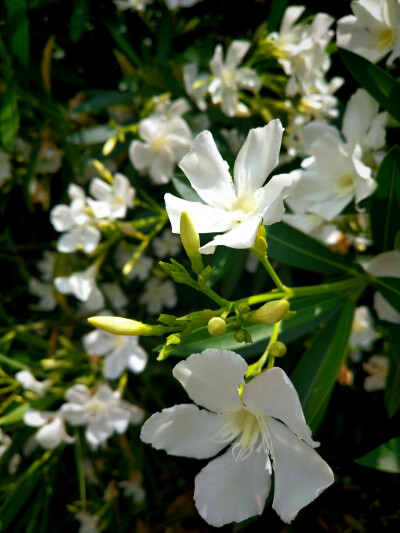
[384,352,400,419]
[0,84,19,152]
[370,146,400,252]
[355,437,400,473]
[291,299,355,432]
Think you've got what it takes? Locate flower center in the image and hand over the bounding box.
[152,135,167,152]
[221,69,236,87]
[89,399,106,414]
[230,195,257,221]
[335,173,355,196]
[377,27,394,49]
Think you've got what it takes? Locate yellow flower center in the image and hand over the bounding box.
[377,27,394,49]
[335,173,355,196]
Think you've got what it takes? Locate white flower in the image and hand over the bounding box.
[139,278,177,315]
[0,148,12,187]
[152,228,181,258]
[29,278,57,311]
[37,251,56,282]
[50,184,101,254]
[282,211,340,243]
[54,264,104,311]
[15,370,52,397]
[23,408,74,449]
[83,329,148,380]
[208,40,261,117]
[118,480,146,503]
[76,512,99,533]
[165,0,199,9]
[114,0,153,11]
[129,114,193,185]
[337,0,400,66]
[141,349,334,526]
[153,96,191,119]
[183,63,209,111]
[165,120,300,254]
[101,282,128,311]
[349,306,378,353]
[365,251,400,323]
[363,355,389,391]
[60,384,144,449]
[87,173,135,220]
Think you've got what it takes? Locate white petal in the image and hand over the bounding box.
[366,251,400,278]
[243,367,317,448]
[83,329,114,356]
[23,408,52,427]
[35,418,71,449]
[104,352,127,380]
[50,205,74,232]
[258,171,300,226]
[140,404,227,459]
[194,447,271,527]
[109,407,131,433]
[164,193,235,234]
[234,121,284,197]
[64,383,91,404]
[89,178,111,202]
[225,40,250,70]
[172,349,245,412]
[57,230,81,253]
[126,344,148,373]
[86,414,113,448]
[129,141,152,171]
[269,417,334,523]
[81,226,101,254]
[199,215,261,254]
[178,131,236,210]
[373,292,400,323]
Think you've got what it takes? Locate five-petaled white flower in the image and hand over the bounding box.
[208,40,261,117]
[165,119,300,254]
[141,349,334,527]
[87,173,135,220]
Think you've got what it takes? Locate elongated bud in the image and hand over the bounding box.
[207,317,227,337]
[180,211,204,274]
[252,224,267,258]
[249,300,289,324]
[87,316,167,336]
[269,341,287,357]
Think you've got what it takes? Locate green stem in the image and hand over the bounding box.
[245,320,281,378]
[258,254,286,291]
[200,285,230,308]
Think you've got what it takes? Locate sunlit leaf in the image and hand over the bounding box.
[355,437,400,473]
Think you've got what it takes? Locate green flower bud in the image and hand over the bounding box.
[180,211,204,274]
[250,300,290,324]
[87,316,167,336]
[234,329,247,343]
[207,317,227,337]
[269,341,287,357]
[237,303,250,314]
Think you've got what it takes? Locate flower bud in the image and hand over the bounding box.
[180,211,204,274]
[207,317,227,337]
[87,316,167,336]
[250,300,290,324]
[237,303,250,314]
[269,341,287,357]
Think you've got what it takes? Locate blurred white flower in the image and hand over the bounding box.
[165,120,300,254]
[29,278,57,311]
[76,512,99,533]
[23,408,74,449]
[363,355,389,391]
[139,278,177,315]
[115,245,154,281]
[15,370,52,397]
[50,184,101,254]
[337,0,400,66]
[153,96,191,119]
[83,329,148,380]
[114,0,153,11]
[350,306,378,352]
[183,63,209,111]
[152,228,181,258]
[118,480,146,503]
[208,40,261,117]
[60,384,144,449]
[165,0,199,9]
[101,282,129,311]
[129,114,193,185]
[365,250,400,324]
[54,264,104,311]
[36,251,56,282]
[87,173,135,220]
[141,349,334,527]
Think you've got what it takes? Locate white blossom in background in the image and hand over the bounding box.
[139,278,177,315]
[152,228,181,258]
[0,148,12,187]
[283,210,339,244]
[363,355,389,391]
[50,184,101,254]
[101,282,129,311]
[365,250,400,324]
[208,40,261,117]
[165,0,200,9]
[183,63,209,111]
[36,251,56,282]
[61,384,144,450]
[35,140,63,174]
[83,328,148,380]
[0,430,12,459]
[141,349,334,527]
[113,0,153,11]
[337,0,400,66]
[348,306,378,362]
[54,264,104,311]
[165,120,300,254]
[23,408,74,449]
[87,174,135,220]
[29,278,57,311]
[153,96,191,119]
[15,370,52,397]
[76,512,99,533]
[129,114,193,185]
[115,245,154,281]
[118,480,146,503]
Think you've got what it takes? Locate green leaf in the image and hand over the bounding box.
[71,90,135,114]
[268,0,289,32]
[0,84,19,151]
[171,175,202,202]
[4,0,30,67]
[0,403,28,426]
[370,146,400,252]
[338,49,400,122]
[355,437,400,473]
[69,0,90,42]
[291,299,355,432]
[384,353,400,418]
[374,277,400,314]
[173,293,346,357]
[267,222,361,275]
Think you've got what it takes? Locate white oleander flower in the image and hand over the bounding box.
[363,355,389,391]
[153,96,191,119]
[183,63,209,111]
[365,250,400,324]
[15,370,52,397]
[118,480,146,503]
[60,384,144,450]
[83,329,148,380]
[114,0,153,11]
[139,278,177,315]
[87,173,135,220]
[337,0,400,66]
[349,306,378,353]
[152,228,181,258]
[0,148,12,187]
[101,283,128,311]
[115,245,154,281]
[29,278,57,311]
[54,264,104,311]
[50,184,101,254]
[129,114,193,185]
[141,349,334,526]
[23,408,74,449]
[165,120,300,254]
[36,251,56,282]
[208,40,261,117]
[76,512,99,533]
